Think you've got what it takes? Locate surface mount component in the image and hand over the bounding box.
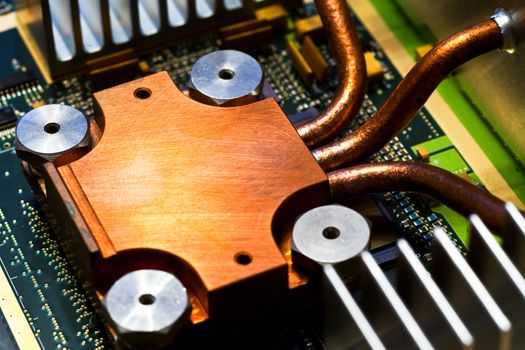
[188,49,264,106]
[15,0,300,81]
[0,107,17,128]
[20,72,329,326]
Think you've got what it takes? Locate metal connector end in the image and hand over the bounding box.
[491,7,524,54]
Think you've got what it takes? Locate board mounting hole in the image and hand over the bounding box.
[235,252,252,265]
[139,294,156,305]
[322,226,341,240]
[44,122,60,134]
[218,69,235,80]
[134,87,152,99]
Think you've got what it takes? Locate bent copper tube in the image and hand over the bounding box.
[328,162,515,233]
[296,0,366,148]
[313,20,503,170]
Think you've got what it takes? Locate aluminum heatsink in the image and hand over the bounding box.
[325,202,525,349]
[15,0,296,81]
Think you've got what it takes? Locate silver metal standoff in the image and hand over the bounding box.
[104,269,191,349]
[188,50,264,106]
[15,104,90,166]
[291,204,371,280]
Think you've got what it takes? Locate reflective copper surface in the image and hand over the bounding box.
[42,72,329,322]
[296,0,366,148]
[328,162,514,233]
[314,20,503,170]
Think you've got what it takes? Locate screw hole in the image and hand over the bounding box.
[235,251,252,265]
[322,226,341,240]
[44,122,60,134]
[138,294,156,305]
[218,69,235,80]
[134,87,152,99]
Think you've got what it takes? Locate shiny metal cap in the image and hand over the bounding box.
[189,50,264,106]
[15,104,90,165]
[292,205,371,279]
[104,269,191,349]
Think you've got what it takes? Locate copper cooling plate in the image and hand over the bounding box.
[42,72,329,321]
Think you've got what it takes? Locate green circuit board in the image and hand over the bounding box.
[0,2,492,349]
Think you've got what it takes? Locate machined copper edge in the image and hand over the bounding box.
[314,20,503,170]
[328,162,518,233]
[296,0,366,148]
[40,72,330,323]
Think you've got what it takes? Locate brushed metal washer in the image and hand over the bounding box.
[104,269,190,349]
[189,50,264,105]
[292,204,371,266]
[16,104,89,156]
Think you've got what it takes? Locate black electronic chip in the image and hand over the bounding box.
[0,70,36,91]
[0,107,16,128]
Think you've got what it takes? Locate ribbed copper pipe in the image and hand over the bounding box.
[328,162,513,233]
[296,0,366,148]
[314,20,503,170]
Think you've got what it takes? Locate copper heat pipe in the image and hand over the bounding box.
[328,162,515,234]
[313,20,503,170]
[296,0,367,148]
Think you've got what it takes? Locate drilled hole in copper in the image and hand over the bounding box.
[235,252,252,265]
[134,87,152,99]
